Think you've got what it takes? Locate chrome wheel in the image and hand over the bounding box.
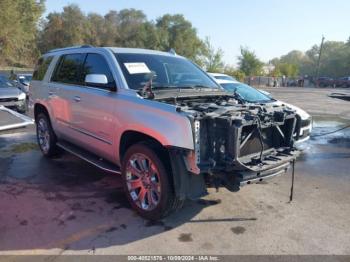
[125,153,161,211]
[37,118,50,153]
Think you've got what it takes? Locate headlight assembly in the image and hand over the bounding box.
[18,92,26,100]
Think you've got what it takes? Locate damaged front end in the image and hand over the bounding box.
[164,94,300,197]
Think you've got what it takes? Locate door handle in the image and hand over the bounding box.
[48,91,54,98]
[73,96,81,102]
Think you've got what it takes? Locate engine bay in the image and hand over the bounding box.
[160,94,300,191]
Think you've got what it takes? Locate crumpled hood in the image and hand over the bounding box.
[0,87,22,98]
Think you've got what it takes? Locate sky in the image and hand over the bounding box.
[44,0,350,65]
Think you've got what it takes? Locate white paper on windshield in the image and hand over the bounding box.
[124,62,151,74]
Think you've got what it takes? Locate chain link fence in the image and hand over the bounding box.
[244,76,311,88]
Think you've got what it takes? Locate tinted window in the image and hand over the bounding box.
[0,76,15,88]
[82,54,114,88]
[115,53,219,90]
[32,56,53,81]
[215,75,236,81]
[52,54,85,84]
[18,75,32,85]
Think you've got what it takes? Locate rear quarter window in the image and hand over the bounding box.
[32,56,53,81]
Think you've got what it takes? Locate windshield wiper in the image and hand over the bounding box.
[139,73,156,99]
[180,84,217,89]
[233,89,246,103]
[152,84,179,89]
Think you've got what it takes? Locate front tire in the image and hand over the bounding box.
[121,142,179,220]
[36,113,59,157]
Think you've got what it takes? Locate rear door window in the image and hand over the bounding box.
[82,53,115,88]
[32,56,53,81]
[51,54,85,85]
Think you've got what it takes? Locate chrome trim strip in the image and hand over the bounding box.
[56,118,112,145]
[240,169,287,186]
[69,125,112,145]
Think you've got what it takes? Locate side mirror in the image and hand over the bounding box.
[84,74,116,91]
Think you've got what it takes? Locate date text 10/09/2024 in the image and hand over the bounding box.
[127,255,220,261]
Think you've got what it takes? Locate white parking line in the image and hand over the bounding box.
[0,105,34,131]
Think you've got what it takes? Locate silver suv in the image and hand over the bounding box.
[30,46,299,220]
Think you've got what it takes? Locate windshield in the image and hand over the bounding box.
[221,82,273,103]
[115,53,219,90]
[0,76,15,88]
[18,75,32,84]
[215,75,236,81]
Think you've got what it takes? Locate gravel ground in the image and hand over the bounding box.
[260,86,350,119]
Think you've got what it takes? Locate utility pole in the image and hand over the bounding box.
[315,35,325,86]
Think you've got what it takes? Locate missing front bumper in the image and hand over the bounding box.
[204,148,299,192]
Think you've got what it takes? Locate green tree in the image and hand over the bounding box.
[117,9,148,48]
[272,40,350,78]
[101,11,120,46]
[317,41,349,77]
[279,50,305,65]
[156,14,205,62]
[201,37,224,72]
[86,13,105,46]
[270,66,281,77]
[237,47,264,76]
[38,12,64,52]
[0,0,45,66]
[39,4,88,53]
[273,63,299,77]
[135,21,161,49]
[224,66,246,82]
[38,6,208,66]
[60,5,87,46]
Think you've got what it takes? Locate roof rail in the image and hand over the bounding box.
[48,45,94,53]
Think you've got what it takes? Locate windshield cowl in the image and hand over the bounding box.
[152,89,231,101]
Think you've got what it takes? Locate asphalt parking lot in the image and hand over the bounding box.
[0,87,349,255]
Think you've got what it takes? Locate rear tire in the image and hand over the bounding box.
[36,113,59,157]
[121,142,181,220]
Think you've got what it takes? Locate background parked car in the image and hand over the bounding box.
[335,76,350,88]
[316,77,334,87]
[214,78,312,143]
[0,75,27,113]
[287,79,298,87]
[15,73,32,95]
[208,72,237,81]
